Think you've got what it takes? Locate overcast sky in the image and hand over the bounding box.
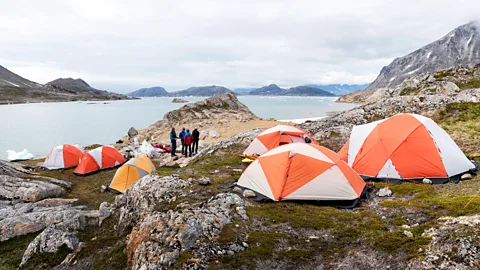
[1,0,479,93]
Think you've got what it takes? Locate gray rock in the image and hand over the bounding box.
[126,193,247,268]
[196,176,211,186]
[128,127,138,138]
[461,173,473,180]
[376,187,393,197]
[422,178,433,184]
[403,231,414,238]
[20,226,81,266]
[242,189,256,198]
[0,175,66,202]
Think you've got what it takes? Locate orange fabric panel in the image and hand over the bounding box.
[74,153,100,175]
[258,151,290,200]
[101,147,126,168]
[391,126,447,178]
[315,145,365,197]
[352,114,421,177]
[288,126,319,144]
[279,135,292,145]
[281,131,305,137]
[257,131,281,151]
[63,145,83,168]
[135,156,156,172]
[338,139,350,162]
[109,166,141,193]
[280,154,334,199]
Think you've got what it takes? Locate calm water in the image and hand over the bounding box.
[0,96,356,158]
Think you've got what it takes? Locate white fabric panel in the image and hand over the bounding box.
[72,144,84,153]
[89,147,103,168]
[237,161,275,199]
[421,118,475,176]
[261,144,333,163]
[243,138,268,155]
[259,125,304,136]
[348,119,384,166]
[290,136,305,143]
[43,146,65,169]
[410,114,430,124]
[283,166,357,201]
[377,159,401,179]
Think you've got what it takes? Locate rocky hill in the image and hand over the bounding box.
[127,86,168,97]
[0,66,130,104]
[338,65,480,103]
[168,85,233,97]
[46,78,129,100]
[305,83,370,95]
[248,84,335,96]
[136,92,260,142]
[367,21,480,91]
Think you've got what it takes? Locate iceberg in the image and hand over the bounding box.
[136,140,155,157]
[6,149,34,161]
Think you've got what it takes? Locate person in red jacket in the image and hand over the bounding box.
[183,129,193,157]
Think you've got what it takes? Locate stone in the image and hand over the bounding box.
[461,173,473,180]
[376,187,393,197]
[403,231,413,238]
[20,226,81,266]
[422,178,433,184]
[232,187,242,193]
[100,185,107,193]
[0,175,66,202]
[125,193,247,268]
[98,202,113,225]
[196,176,211,186]
[242,189,256,198]
[172,98,189,103]
[128,127,139,138]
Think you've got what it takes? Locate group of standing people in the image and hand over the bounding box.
[169,127,200,157]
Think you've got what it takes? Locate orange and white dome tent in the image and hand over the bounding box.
[42,144,84,170]
[338,113,476,184]
[243,125,317,155]
[237,143,366,207]
[74,146,126,175]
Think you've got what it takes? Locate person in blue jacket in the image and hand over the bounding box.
[179,127,186,155]
[170,128,179,156]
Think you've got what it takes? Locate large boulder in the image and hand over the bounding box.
[128,127,139,138]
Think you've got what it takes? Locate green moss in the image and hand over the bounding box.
[457,78,480,90]
[84,144,103,150]
[376,182,435,197]
[0,233,38,270]
[399,87,420,96]
[278,249,316,259]
[433,70,451,80]
[217,223,240,244]
[92,244,128,270]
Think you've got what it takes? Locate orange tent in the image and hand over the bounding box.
[74,146,125,175]
[339,113,476,183]
[243,125,317,155]
[108,156,156,193]
[42,144,84,170]
[237,143,366,207]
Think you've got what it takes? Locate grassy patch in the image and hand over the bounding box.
[0,233,38,270]
[92,243,128,270]
[399,87,420,96]
[376,182,435,197]
[457,77,480,90]
[20,244,72,270]
[433,70,451,80]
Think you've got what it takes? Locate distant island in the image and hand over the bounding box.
[0,65,130,104]
[126,83,368,97]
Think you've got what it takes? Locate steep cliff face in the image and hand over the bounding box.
[367,21,480,91]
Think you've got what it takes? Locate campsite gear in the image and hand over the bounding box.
[240,154,260,160]
[338,113,476,184]
[237,143,366,208]
[152,143,172,152]
[241,158,253,163]
[74,146,126,175]
[192,129,200,154]
[15,165,40,175]
[108,156,156,193]
[243,125,317,156]
[42,144,84,170]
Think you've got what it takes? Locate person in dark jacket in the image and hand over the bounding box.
[192,128,200,154]
[170,128,179,156]
[179,127,186,155]
[183,129,193,157]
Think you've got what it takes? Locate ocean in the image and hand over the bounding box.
[0,96,357,158]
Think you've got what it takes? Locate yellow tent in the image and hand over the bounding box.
[108,156,156,193]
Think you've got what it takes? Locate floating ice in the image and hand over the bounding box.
[6,149,34,161]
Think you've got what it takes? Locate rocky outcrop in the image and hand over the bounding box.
[136,92,257,142]
[339,65,480,103]
[127,127,138,138]
[408,215,480,269]
[127,86,168,97]
[46,78,129,101]
[172,98,188,103]
[125,193,247,269]
[194,128,261,159]
[116,175,191,231]
[0,175,66,202]
[168,85,233,97]
[20,226,82,266]
[302,89,480,150]
[0,198,112,241]
[367,21,480,91]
